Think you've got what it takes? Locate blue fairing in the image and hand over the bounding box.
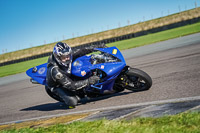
[26,46,126,93]
[94,47,125,63]
[26,63,47,85]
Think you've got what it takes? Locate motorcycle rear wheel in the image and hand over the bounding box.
[125,68,152,91]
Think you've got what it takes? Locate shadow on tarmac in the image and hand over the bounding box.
[20,102,69,111]
[20,91,136,111]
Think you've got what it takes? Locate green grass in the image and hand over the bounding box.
[107,21,200,49]
[0,57,48,77]
[0,22,200,77]
[1,112,200,133]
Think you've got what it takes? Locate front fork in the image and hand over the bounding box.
[114,66,130,90]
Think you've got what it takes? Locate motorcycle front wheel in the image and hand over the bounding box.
[125,68,152,91]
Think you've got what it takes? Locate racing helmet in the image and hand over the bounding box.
[53,42,72,67]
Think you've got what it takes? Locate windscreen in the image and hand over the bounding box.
[90,52,121,64]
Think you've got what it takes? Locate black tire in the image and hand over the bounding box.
[125,68,152,91]
[45,86,64,102]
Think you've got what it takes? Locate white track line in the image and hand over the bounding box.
[1,95,200,125]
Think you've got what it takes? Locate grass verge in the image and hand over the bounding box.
[1,112,200,133]
[107,21,200,49]
[0,57,48,77]
[0,113,92,131]
[0,22,200,77]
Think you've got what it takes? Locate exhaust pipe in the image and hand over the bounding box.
[30,78,39,84]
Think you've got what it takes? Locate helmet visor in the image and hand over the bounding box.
[59,54,71,63]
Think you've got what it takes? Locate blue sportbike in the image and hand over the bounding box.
[26,46,152,106]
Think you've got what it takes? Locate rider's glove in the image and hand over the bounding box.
[88,75,100,85]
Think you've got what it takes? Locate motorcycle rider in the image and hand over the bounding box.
[46,42,106,107]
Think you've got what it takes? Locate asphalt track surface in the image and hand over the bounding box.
[0,33,200,124]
